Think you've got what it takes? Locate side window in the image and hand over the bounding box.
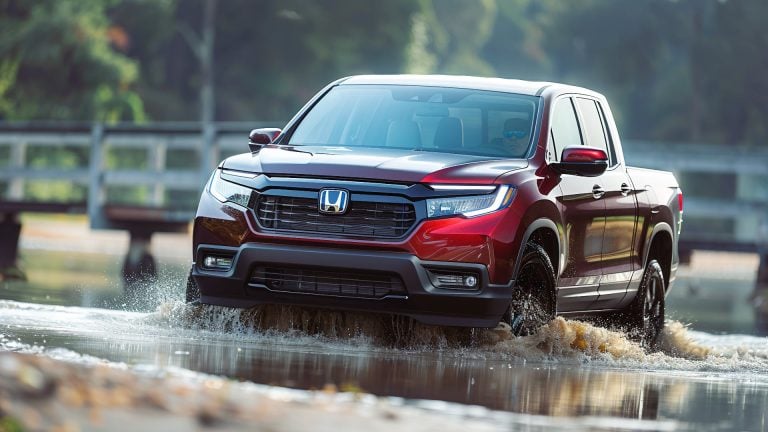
[596,101,619,166]
[574,98,611,162]
[550,97,583,161]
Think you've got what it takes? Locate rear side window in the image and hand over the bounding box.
[550,98,583,160]
[596,101,619,166]
[574,98,611,160]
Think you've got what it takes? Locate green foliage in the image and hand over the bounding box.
[105,185,148,205]
[406,0,497,76]
[26,146,88,169]
[1,0,766,145]
[0,415,24,432]
[24,180,86,202]
[105,147,147,170]
[165,149,198,170]
[0,144,9,165]
[514,0,768,145]
[0,0,145,121]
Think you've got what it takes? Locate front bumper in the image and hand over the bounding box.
[192,242,512,327]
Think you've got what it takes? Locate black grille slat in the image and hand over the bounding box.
[250,266,405,299]
[254,195,416,239]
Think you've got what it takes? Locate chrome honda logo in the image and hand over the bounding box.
[318,189,349,214]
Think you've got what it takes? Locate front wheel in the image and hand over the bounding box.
[504,242,557,336]
[628,259,665,349]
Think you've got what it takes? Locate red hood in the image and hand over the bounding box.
[221,145,528,184]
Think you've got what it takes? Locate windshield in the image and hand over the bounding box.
[288,84,539,158]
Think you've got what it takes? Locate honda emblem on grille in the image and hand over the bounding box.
[318,189,349,214]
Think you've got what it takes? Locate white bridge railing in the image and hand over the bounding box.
[0,123,766,252]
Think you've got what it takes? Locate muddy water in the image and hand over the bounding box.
[2,299,767,431]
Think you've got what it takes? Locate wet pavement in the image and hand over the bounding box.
[2,299,767,431]
[2,220,767,430]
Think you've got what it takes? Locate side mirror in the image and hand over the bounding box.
[248,128,282,152]
[550,146,608,177]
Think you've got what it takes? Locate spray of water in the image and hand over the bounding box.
[147,301,712,363]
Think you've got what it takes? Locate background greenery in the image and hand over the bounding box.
[1,0,767,145]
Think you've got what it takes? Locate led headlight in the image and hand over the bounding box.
[209,169,252,207]
[426,185,515,218]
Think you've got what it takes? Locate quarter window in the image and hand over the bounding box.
[596,101,619,166]
[575,98,611,161]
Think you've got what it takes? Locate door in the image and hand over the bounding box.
[551,97,604,312]
[574,98,638,309]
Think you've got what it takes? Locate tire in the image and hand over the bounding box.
[185,269,201,304]
[504,242,557,336]
[627,259,665,349]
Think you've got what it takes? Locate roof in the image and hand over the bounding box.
[339,74,596,97]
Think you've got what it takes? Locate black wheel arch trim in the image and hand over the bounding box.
[512,217,562,283]
[643,222,674,270]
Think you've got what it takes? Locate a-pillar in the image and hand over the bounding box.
[122,230,157,294]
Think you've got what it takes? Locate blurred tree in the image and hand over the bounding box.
[0,0,145,121]
[513,0,768,145]
[406,0,497,76]
[2,0,766,146]
[213,0,418,121]
[702,0,768,145]
[110,0,418,122]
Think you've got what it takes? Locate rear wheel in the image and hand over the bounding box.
[185,269,201,304]
[627,259,665,349]
[504,242,557,336]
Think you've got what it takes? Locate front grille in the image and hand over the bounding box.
[249,266,405,299]
[254,194,416,239]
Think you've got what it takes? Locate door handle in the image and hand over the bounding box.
[592,185,605,199]
[620,183,631,196]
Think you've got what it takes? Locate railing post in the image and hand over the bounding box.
[201,123,217,189]
[148,139,167,206]
[8,139,27,200]
[87,123,106,230]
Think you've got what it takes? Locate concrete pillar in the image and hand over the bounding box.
[0,213,21,269]
[755,250,768,335]
[755,215,768,335]
[121,230,157,294]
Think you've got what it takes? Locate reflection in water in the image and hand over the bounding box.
[3,300,767,431]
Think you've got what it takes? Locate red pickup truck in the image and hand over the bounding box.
[188,75,683,348]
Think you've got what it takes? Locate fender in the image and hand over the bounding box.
[511,217,562,283]
[643,222,674,269]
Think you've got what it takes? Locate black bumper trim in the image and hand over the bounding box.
[192,243,512,327]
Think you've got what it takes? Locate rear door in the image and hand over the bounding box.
[551,97,603,312]
[573,97,638,309]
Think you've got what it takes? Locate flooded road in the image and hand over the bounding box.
[2,218,767,430]
[2,299,767,431]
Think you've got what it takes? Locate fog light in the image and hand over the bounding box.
[203,255,233,271]
[427,269,480,291]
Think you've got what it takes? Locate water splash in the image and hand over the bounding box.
[146,301,714,363]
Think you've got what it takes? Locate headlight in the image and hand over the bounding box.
[426,185,515,218]
[209,169,252,207]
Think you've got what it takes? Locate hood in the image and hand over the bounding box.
[222,145,528,184]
